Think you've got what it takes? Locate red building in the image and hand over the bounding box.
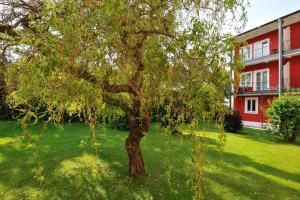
[232,10,300,128]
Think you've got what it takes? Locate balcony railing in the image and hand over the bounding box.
[238,81,278,94]
[236,77,300,95]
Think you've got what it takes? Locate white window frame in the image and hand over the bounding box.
[239,72,252,87]
[245,97,258,114]
[240,44,253,61]
[253,68,270,91]
[254,39,270,58]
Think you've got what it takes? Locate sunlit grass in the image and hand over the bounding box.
[0,121,300,199]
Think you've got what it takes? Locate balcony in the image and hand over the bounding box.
[242,37,300,66]
[235,77,300,96]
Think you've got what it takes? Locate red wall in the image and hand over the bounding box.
[290,22,300,49]
[239,21,300,56]
[288,55,300,88]
[247,30,278,55]
[234,95,278,123]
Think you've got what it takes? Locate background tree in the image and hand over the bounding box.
[0,0,247,177]
[267,94,300,143]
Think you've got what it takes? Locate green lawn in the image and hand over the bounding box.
[0,121,300,200]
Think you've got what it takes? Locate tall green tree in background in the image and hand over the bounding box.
[0,0,247,177]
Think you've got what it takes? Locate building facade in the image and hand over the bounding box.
[232,10,300,128]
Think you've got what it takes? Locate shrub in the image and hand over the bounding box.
[267,94,300,143]
[114,114,130,131]
[221,110,243,133]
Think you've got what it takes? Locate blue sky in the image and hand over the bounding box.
[245,0,300,31]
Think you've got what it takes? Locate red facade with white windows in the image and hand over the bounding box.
[232,10,300,128]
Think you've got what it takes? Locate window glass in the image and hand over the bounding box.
[262,71,268,89]
[254,40,269,58]
[247,100,251,111]
[255,70,269,91]
[252,100,256,111]
[240,73,252,87]
[262,41,269,56]
[240,45,252,61]
[246,98,258,113]
[254,43,262,58]
[256,72,262,91]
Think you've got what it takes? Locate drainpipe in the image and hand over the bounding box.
[229,84,232,110]
[229,52,233,110]
[278,19,283,96]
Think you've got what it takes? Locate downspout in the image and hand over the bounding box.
[229,52,233,110]
[278,19,284,96]
[261,94,264,128]
[229,82,232,110]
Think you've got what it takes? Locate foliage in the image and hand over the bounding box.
[188,131,208,200]
[287,88,300,93]
[267,94,300,143]
[101,107,130,131]
[152,95,193,134]
[0,0,247,178]
[221,110,243,133]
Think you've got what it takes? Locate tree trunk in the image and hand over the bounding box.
[125,114,150,177]
[287,133,297,143]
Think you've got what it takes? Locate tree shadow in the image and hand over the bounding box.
[204,148,300,200]
[0,123,194,199]
[0,122,300,200]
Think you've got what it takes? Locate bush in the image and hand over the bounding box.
[113,114,130,131]
[267,94,300,143]
[221,110,243,133]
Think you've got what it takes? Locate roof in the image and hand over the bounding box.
[236,10,300,42]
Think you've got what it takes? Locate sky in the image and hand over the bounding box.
[244,0,300,32]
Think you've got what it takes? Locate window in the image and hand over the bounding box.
[254,39,270,58]
[240,45,252,61]
[245,97,258,114]
[240,72,252,87]
[254,69,269,91]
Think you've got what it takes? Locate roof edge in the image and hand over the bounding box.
[237,9,300,38]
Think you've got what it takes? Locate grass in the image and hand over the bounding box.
[0,121,300,200]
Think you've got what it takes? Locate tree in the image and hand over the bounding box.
[267,94,300,143]
[0,0,247,177]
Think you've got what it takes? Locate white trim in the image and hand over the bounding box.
[254,38,270,58]
[253,68,270,91]
[245,97,258,114]
[239,71,252,87]
[242,120,269,129]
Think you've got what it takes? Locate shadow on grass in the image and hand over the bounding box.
[0,122,299,200]
[0,123,194,199]
[204,147,300,200]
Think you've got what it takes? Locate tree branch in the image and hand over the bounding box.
[103,80,139,96]
[0,25,18,37]
[68,66,98,84]
[102,93,133,114]
[133,29,174,38]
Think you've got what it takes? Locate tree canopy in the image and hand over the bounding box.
[0,0,247,177]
